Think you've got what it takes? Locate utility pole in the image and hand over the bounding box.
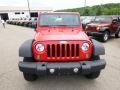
[27,0,31,18]
[84,0,86,7]
[84,0,87,16]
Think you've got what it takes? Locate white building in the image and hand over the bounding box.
[0,6,53,20]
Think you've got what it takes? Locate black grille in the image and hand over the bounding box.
[47,44,80,57]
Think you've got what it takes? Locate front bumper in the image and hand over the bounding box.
[19,59,106,75]
[87,31,104,37]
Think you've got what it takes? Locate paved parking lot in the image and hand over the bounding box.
[0,24,120,90]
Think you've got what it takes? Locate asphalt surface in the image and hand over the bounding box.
[0,24,120,90]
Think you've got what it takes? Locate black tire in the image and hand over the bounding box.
[85,71,100,79]
[115,30,120,38]
[101,31,109,42]
[23,73,38,81]
[23,57,38,81]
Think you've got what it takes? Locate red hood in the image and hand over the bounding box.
[87,22,111,27]
[36,27,82,35]
[35,27,90,41]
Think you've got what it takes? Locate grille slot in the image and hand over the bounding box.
[47,44,80,57]
[66,44,70,57]
[47,45,50,57]
[52,44,55,57]
[57,44,60,57]
[62,44,65,57]
[71,44,74,57]
[76,44,79,56]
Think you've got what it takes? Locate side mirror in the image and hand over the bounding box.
[112,19,117,23]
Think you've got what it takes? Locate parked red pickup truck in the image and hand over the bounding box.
[18,12,106,81]
[85,16,120,42]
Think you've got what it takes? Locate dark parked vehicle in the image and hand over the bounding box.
[18,18,27,26]
[28,18,37,28]
[24,18,32,27]
[7,19,17,25]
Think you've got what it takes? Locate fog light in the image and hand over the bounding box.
[86,54,90,58]
[50,69,55,74]
[36,55,40,59]
[73,68,79,73]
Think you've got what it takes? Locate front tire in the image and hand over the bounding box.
[115,30,120,38]
[85,71,100,79]
[23,73,38,81]
[23,57,38,81]
[101,31,109,42]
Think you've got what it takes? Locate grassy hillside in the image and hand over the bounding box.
[56,3,120,16]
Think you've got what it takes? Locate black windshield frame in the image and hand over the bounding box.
[82,16,95,24]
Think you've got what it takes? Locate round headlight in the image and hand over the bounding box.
[97,26,101,30]
[81,43,90,51]
[85,25,88,29]
[36,44,45,52]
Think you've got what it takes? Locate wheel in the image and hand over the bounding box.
[115,30,120,38]
[23,57,38,81]
[101,31,109,42]
[85,71,100,79]
[23,73,38,81]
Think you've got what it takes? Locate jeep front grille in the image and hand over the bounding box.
[47,44,80,57]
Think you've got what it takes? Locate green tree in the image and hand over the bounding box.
[83,8,90,15]
[96,6,102,15]
[56,3,120,16]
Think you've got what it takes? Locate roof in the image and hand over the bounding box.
[0,6,53,12]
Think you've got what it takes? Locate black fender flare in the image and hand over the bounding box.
[100,27,110,32]
[92,39,105,56]
[19,39,33,57]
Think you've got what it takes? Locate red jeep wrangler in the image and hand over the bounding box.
[85,16,120,42]
[19,12,106,81]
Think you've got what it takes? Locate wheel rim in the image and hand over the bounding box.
[104,33,108,41]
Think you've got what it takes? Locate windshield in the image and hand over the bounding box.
[39,14,80,26]
[82,16,95,24]
[94,16,112,23]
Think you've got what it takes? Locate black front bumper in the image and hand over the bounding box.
[87,32,104,37]
[19,59,106,75]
